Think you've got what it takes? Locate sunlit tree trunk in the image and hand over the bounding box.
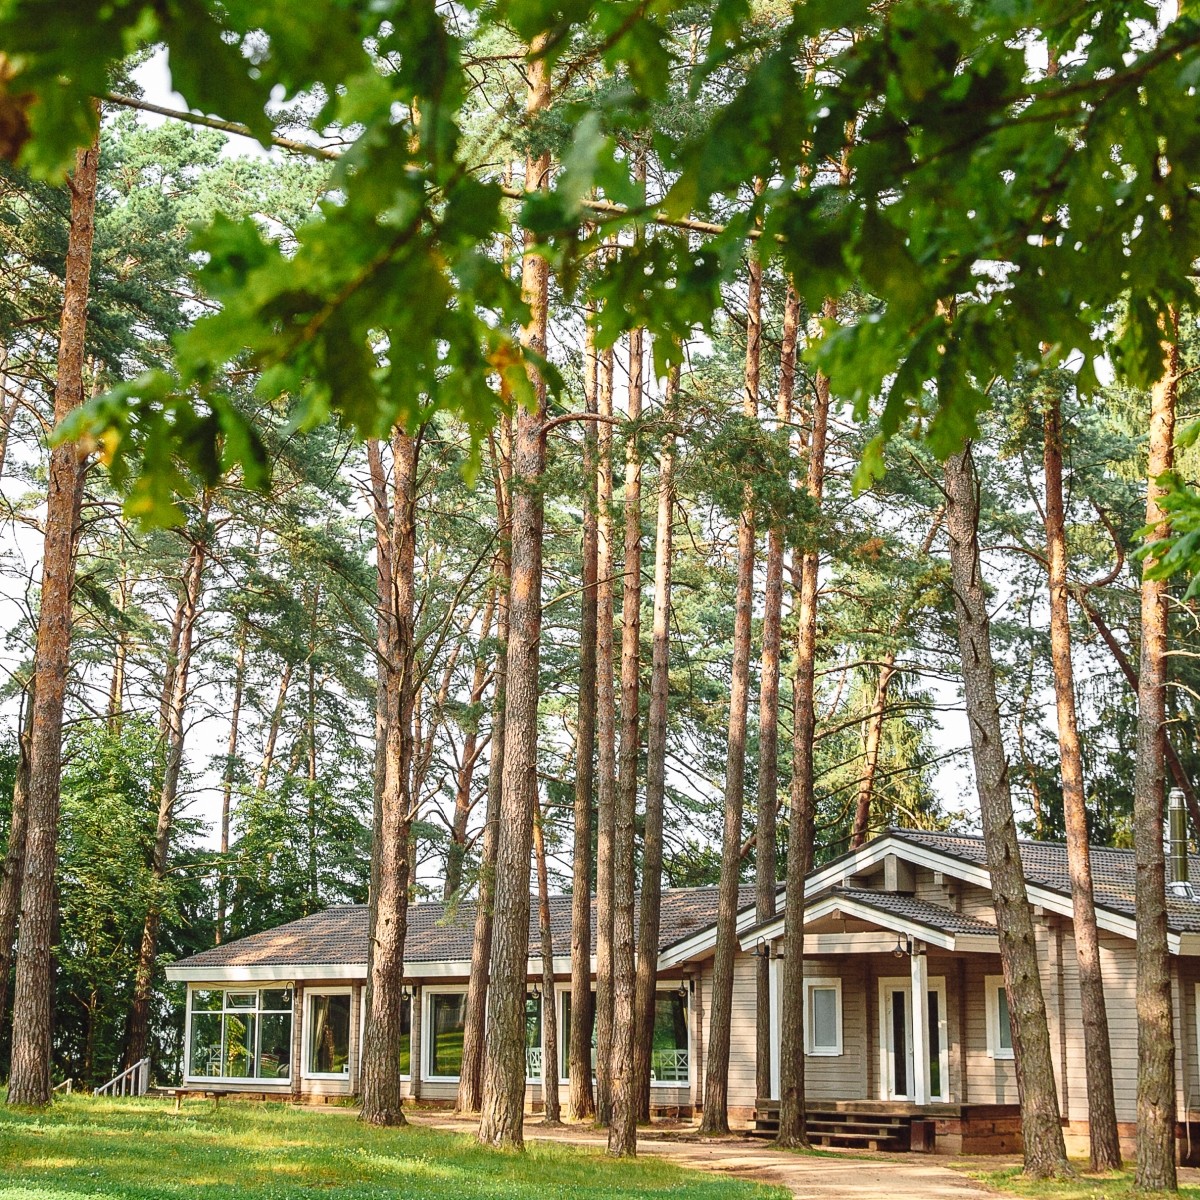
[634,365,678,1122]
[609,320,643,1158]
[944,440,1070,1179]
[128,512,208,1068]
[777,305,833,1148]
[594,338,617,1126]
[533,803,560,1123]
[478,47,552,1149]
[6,125,98,1109]
[699,240,762,1136]
[1041,384,1121,1171]
[755,286,797,1100]
[361,430,419,1127]
[569,319,600,1121]
[445,590,496,900]
[457,419,511,1114]
[1133,318,1178,1192]
[216,623,247,944]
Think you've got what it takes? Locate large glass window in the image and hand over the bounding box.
[398,993,411,1076]
[187,987,293,1081]
[650,990,690,1083]
[307,992,352,1076]
[428,992,467,1078]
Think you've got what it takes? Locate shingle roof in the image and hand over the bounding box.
[829,887,998,937]
[173,885,758,972]
[890,828,1200,935]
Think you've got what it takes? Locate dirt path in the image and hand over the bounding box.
[415,1115,1013,1199]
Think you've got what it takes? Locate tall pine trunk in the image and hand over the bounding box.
[699,243,762,1135]
[944,441,1070,1179]
[6,125,98,1109]
[216,624,247,944]
[777,313,833,1148]
[0,692,32,1031]
[445,590,496,900]
[755,287,798,1100]
[533,803,560,1123]
[569,320,600,1121]
[634,367,678,1122]
[609,324,643,1158]
[594,340,617,1125]
[1041,386,1121,1171]
[127,515,208,1068]
[361,431,419,1127]
[457,418,511,1114]
[478,49,551,1148]
[1133,319,1178,1192]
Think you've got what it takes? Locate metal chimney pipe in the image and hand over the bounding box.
[1169,787,1188,887]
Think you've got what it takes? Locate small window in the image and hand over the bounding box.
[986,975,1014,1060]
[307,992,352,1076]
[399,993,412,1077]
[526,993,542,1080]
[650,989,690,1084]
[805,979,842,1056]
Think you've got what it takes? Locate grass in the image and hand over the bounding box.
[968,1163,1200,1199]
[0,1094,787,1200]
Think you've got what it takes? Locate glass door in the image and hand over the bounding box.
[879,979,948,1102]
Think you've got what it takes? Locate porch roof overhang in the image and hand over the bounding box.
[737,887,1001,955]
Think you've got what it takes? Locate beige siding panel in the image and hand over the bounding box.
[961,954,1018,1104]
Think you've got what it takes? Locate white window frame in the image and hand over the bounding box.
[303,986,354,1080]
[358,987,412,1081]
[184,983,295,1086]
[985,974,1014,1060]
[804,977,843,1056]
[553,985,692,1089]
[423,985,470,1082]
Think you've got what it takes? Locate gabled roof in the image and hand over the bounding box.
[166,885,758,981]
[831,887,998,937]
[890,828,1200,934]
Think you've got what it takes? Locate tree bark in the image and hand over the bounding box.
[609,321,644,1158]
[1133,319,1178,1192]
[216,623,247,944]
[0,692,32,1031]
[1041,385,1121,1171]
[755,286,797,1101]
[127,514,208,1068]
[533,803,560,1123]
[457,418,511,1114]
[943,441,1070,1178]
[699,242,762,1136]
[6,125,98,1109]
[361,430,419,1127]
[634,368,678,1122]
[777,308,833,1148]
[445,590,496,900]
[255,661,294,794]
[594,339,617,1126]
[478,49,551,1148]
[569,319,600,1121]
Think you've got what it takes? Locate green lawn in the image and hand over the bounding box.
[969,1164,1200,1200]
[0,1094,786,1200]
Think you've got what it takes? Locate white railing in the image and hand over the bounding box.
[95,1058,150,1097]
[52,1078,74,1094]
[649,1049,689,1083]
[526,1047,543,1078]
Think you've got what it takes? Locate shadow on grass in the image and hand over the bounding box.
[0,1094,788,1200]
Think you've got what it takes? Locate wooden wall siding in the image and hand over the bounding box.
[959,953,1018,1104]
[1176,957,1200,1111]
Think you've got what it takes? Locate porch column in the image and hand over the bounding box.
[910,942,930,1105]
[768,950,781,1100]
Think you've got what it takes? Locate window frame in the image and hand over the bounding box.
[303,986,354,1080]
[804,976,843,1057]
[985,974,1014,1060]
[554,984,692,1088]
[423,985,470,1082]
[183,984,295,1086]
